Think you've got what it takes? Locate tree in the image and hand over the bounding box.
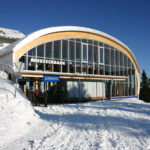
[140,70,150,102]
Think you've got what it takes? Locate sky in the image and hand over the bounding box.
[0,0,150,77]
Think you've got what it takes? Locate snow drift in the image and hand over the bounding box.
[0,72,38,148]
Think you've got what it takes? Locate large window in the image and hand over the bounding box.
[19,38,137,97]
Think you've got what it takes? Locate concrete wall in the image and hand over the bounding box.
[0,38,15,51]
[0,53,13,66]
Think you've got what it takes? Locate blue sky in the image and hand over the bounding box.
[1,0,150,77]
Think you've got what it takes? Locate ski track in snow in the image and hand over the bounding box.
[21,101,150,150]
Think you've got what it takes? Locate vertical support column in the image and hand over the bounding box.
[24,84,26,96]
[35,80,38,90]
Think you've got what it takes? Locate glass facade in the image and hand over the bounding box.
[19,38,136,97]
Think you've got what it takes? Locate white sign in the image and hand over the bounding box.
[31,58,65,65]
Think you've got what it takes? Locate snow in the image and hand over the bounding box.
[0,27,25,40]
[0,72,150,150]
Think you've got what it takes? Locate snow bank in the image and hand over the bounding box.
[0,73,38,148]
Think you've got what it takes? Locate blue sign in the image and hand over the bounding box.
[43,75,60,82]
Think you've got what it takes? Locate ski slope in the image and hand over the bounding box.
[0,72,150,150]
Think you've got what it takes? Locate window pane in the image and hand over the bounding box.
[105,48,110,65]
[83,44,88,62]
[82,63,87,74]
[128,58,131,68]
[100,47,104,64]
[62,40,68,60]
[54,40,60,59]
[28,57,35,70]
[88,39,93,44]
[62,61,68,73]
[111,66,115,75]
[45,64,51,71]
[124,55,127,67]
[37,63,43,70]
[76,62,81,73]
[37,44,44,58]
[94,64,98,74]
[94,46,98,63]
[116,67,120,76]
[88,45,93,63]
[94,41,98,45]
[46,42,52,58]
[28,48,35,56]
[88,63,93,74]
[105,65,110,75]
[69,61,75,73]
[115,50,119,66]
[82,39,87,43]
[120,52,123,66]
[76,38,81,42]
[111,50,114,65]
[69,41,74,60]
[76,43,81,61]
[99,65,104,75]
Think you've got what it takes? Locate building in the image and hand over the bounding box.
[0,26,140,103]
[0,27,25,51]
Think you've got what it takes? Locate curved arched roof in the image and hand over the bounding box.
[0,26,140,72]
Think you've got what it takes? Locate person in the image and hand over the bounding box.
[34,89,39,106]
[43,89,48,107]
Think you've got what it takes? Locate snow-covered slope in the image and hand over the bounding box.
[0,72,150,150]
[0,72,38,149]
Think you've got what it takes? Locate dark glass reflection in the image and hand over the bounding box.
[54,41,60,59]
[88,45,93,63]
[28,57,35,70]
[28,48,35,56]
[62,40,68,60]
[120,52,123,66]
[111,50,114,65]
[69,41,74,60]
[105,48,110,65]
[76,43,81,61]
[94,46,98,63]
[46,42,52,58]
[62,61,68,73]
[37,44,44,57]
[99,65,104,75]
[82,63,87,74]
[88,64,93,74]
[105,65,110,75]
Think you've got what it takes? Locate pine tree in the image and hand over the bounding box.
[140,70,150,102]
